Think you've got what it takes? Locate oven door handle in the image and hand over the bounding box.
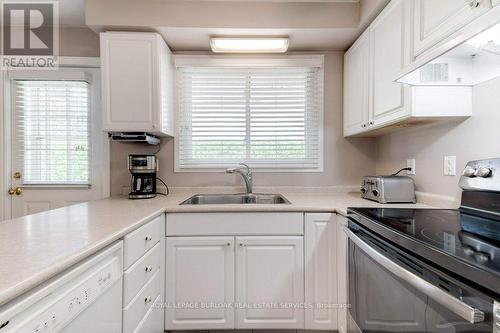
[344,227,485,324]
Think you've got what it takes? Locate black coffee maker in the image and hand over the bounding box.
[128,155,157,199]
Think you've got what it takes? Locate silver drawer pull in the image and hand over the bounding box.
[344,227,485,324]
[144,296,152,303]
[145,236,152,242]
[145,265,153,272]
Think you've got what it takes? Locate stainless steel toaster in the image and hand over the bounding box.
[361,175,416,204]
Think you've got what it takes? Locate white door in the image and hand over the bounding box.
[304,213,337,330]
[165,236,235,330]
[413,0,491,58]
[370,0,410,127]
[343,29,370,137]
[235,236,304,329]
[5,68,109,219]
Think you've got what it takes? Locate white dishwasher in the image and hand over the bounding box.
[0,241,123,333]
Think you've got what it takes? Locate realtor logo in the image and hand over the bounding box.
[1,1,59,69]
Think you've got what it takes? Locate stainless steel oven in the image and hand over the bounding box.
[345,221,497,333]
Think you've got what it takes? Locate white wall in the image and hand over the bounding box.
[109,52,376,195]
[376,77,500,201]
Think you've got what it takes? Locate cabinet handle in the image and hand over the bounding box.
[144,296,152,303]
[467,0,480,8]
[227,242,231,246]
[361,124,367,128]
[145,236,152,242]
[145,265,153,272]
[369,121,374,125]
[239,242,244,247]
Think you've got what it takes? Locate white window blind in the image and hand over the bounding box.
[176,65,323,170]
[13,80,91,185]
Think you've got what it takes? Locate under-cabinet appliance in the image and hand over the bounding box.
[361,173,416,203]
[397,5,500,86]
[347,158,500,332]
[110,132,160,145]
[128,155,157,199]
[0,242,123,333]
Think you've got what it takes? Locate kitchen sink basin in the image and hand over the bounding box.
[179,193,291,205]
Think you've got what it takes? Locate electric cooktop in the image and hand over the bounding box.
[347,207,500,296]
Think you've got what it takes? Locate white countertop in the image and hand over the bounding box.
[0,190,433,307]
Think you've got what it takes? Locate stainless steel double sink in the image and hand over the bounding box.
[180,193,290,205]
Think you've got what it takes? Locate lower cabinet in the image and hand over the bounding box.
[305,213,338,330]
[122,214,165,333]
[165,237,235,330]
[165,235,304,330]
[235,236,304,329]
[336,214,349,333]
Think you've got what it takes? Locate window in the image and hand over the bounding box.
[13,79,91,185]
[175,56,323,171]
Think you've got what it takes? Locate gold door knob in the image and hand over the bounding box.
[14,187,22,195]
[8,188,15,195]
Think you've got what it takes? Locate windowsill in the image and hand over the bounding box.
[22,184,92,189]
[174,167,324,173]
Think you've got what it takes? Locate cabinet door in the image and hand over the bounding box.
[165,237,235,330]
[305,213,337,330]
[413,0,491,58]
[336,215,349,333]
[101,32,159,132]
[343,30,370,137]
[235,236,304,329]
[370,0,411,127]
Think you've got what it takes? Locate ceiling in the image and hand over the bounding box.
[59,0,86,27]
[64,0,388,51]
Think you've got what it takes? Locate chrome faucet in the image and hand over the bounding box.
[226,163,253,194]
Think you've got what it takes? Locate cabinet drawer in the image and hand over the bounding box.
[166,212,303,236]
[132,294,163,333]
[124,214,164,269]
[123,270,161,333]
[123,241,161,306]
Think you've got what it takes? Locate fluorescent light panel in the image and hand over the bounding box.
[210,37,289,53]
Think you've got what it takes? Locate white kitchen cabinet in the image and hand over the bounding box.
[304,213,337,330]
[100,31,173,136]
[343,30,370,137]
[336,214,349,333]
[122,214,165,333]
[343,0,472,137]
[235,236,304,329]
[165,237,235,330]
[370,0,411,127]
[412,0,492,59]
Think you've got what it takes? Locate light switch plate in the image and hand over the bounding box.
[444,156,456,176]
[407,159,416,175]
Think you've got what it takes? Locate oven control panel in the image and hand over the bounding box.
[459,158,500,191]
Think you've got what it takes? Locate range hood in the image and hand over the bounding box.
[396,6,500,86]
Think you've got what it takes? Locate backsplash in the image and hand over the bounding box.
[109,52,376,196]
[375,76,500,201]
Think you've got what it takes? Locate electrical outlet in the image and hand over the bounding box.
[444,156,456,176]
[407,159,416,175]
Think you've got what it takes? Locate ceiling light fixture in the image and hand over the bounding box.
[210,37,289,53]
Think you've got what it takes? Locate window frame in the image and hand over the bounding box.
[173,55,325,173]
[6,68,106,188]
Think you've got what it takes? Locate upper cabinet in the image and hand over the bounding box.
[343,30,370,136]
[343,0,478,137]
[369,0,410,127]
[101,32,174,136]
[412,0,492,59]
